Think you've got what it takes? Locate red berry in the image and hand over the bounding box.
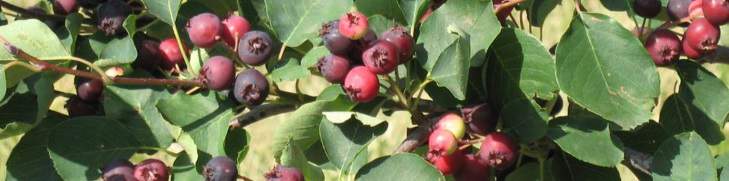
[265,165,304,181]
[133,159,169,181]
[703,0,729,25]
[317,55,351,83]
[690,0,705,19]
[338,11,369,40]
[435,112,466,139]
[455,154,491,181]
[321,20,353,55]
[159,38,188,70]
[685,18,720,53]
[427,150,465,175]
[645,29,682,65]
[461,103,498,135]
[380,26,414,62]
[53,0,77,15]
[343,66,379,102]
[201,56,235,90]
[428,129,458,157]
[221,15,251,47]
[187,13,222,48]
[682,36,703,59]
[634,0,662,18]
[238,31,274,66]
[478,132,518,170]
[362,40,399,74]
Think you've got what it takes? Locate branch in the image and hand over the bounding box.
[494,0,526,15]
[395,112,438,153]
[229,104,297,128]
[624,147,652,175]
[0,0,65,21]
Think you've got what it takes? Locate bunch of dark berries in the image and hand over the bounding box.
[101,156,238,181]
[317,11,414,103]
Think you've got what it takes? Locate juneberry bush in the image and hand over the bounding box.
[1,0,729,180]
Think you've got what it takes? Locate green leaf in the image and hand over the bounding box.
[142,0,182,25]
[660,61,729,144]
[505,160,554,181]
[47,116,140,180]
[94,36,137,67]
[6,116,63,181]
[224,128,249,163]
[322,111,386,126]
[722,169,729,181]
[547,112,624,167]
[301,46,329,68]
[56,13,81,53]
[0,74,56,138]
[271,101,330,158]
[651,132,717,181]
[430,35,470,100]
[188,48,210,76]
[0,19,70,62]
[172,151,205,181]
[551,153,621,181]
[280,140,325,181]
[417,0,501,69]
[0,65,5,101]
[367,15,399,36]
[269,58,311,83]
[355,153,443,181]
[500,98,548,143]
[265,0,351,47]
[123,15,137,37]
[355,0,407,24]
[399,0,431,30]
[555,13,659,129]
[319,119,386,172]
[103,85,174,148]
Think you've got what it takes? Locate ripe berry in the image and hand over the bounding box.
[134,38,161,71]
[187,13,222,48]
[427,150,465,175]
[343,66,379,102]
[201,56,235,91]
[221,15,251,47]
[238,31,273,66]
[348,29,378,64]
[494,0,514,23]
[645,29,682,65]
[685,18,720,53]
[75,77,103,103]
[320,20,352,55]
[203,156,238,181]
[362,41,399,74]
[101,159,136,181]
[435,113,466,139]
[97,0,131,36]
[478,132,518,170]
[461,103,498,135]
[53,0,77,15]
[338,11,369,40]
[428,129,458,157]
[380,26,414,62]
[65,96,99,117]
[265,165,304,181]
[233,69,269,106]
[682,36,703,59]
[668,0,692,20]
[690,0,705,19]
[703,0,729,25]
[317,55,351,83]
[633,0,662,18]
[159,38,188,70]
[133,159,169,181]
[454,154,490,181]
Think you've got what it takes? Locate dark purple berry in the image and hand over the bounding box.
[320,20,352,55]
[203,156,238,181]
[265,165,304,181]
[317,55,350,83]
[65,96,99,117]
[97,0,131,36]
[133,159,169,181]
[461,103,498,135]
[238,31,273,66]
[668,0,692,20]
[381,26,414,62]
[187,13,222,48]
[134,37,161,71]
[101,159,135,181]
[75,77,103,103]
[645,29,681,65]
[53,0,78,15]
[201,56,235,91]
[233,69,269,106]
[362,40,399,74]
[634,0,661,18]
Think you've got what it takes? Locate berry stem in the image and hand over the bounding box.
[0,0,65,21]
[170,23,191,74]
[409,78,433,111]
[384,75,409,108]
[45,56,112,84]
[494,0,527,14]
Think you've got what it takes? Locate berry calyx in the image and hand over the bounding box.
[97,0,131,36]
[233,69,270,106]
[101,159,136,181]
[682,36,703,59]
[265,165,304,181]
[685,18,720,53]
[428,129,458,157]
[201,56,235,91]
[362,40,399,74]
[435,112,466,139]
[203,156,238,181]
[320,20,352,55]
[221,15,251,47]
[133,159,169,181]
[478,132,518,170]
[159,38,188,70]
[53,0,78,15]
[75,77,104,103]
[703,0,729,25]
[317,55,351,83]
[461,103,498,135]
[645,29,682,65]
[338,11,369,40]
[427,150,465,175]
[454,154,491,181]
[238,31,273,66]
[634,0,662,18]
[380,26,414,62]
[187,13,222,48]
[343,66,379,102]
[668,0,692,20]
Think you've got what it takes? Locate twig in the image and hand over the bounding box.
[494,0,526,14]
[228,104,297,128]
[395,112,437,153]
[0,0,65,21]
[624,147,652,175]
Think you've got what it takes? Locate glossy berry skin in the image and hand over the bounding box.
[201,56,235,90]
[53,0,77,15]
[320,20,352,55]
[634,0,662,18]
[682,36,703,59]
[338,11,369,40]
[101,159,136,181]
[233,69,269,106]
[75,77,103,103]
[159,38,187,70]
[668,0,692,20]
[461,103,498,135]
[703,0,729,25]
[265,165,304,181]
[362,41,399,74]
[317,55,351,83]
[478,132,518,170]
[690,0,705,19]
[685,18,720,53]
[343,66,379,102]
[428,129,458,157]
[238,31,273,66]
[65,96,99,117]
[381,26,414,62]
[455,154,491,181]
[435,112,466,139]
[427,150,465,175]
[97,0,131,36]
[187,13,222,48]
[203,156,238,181]
[645,29,682,65]
[221,15,251,47]
[133,159,169,181]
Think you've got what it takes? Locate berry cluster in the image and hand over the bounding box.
[636,0,729,65]
[317,11,414,103]
[425,104,515,180]
[101,156,238,181]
